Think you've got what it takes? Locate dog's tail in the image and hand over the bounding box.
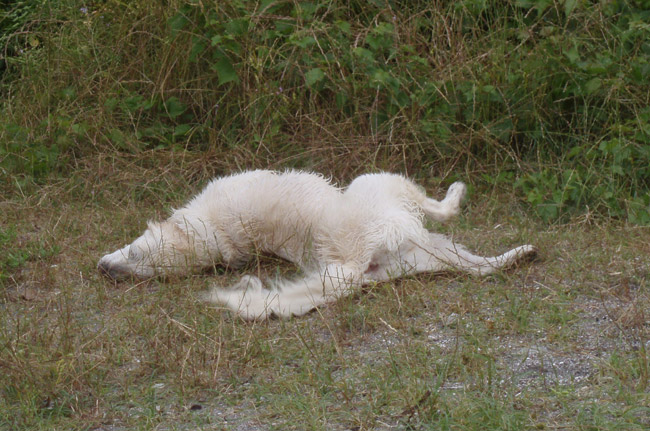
[202,264,362,320]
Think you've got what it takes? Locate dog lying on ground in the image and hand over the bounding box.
[98,170,536,320]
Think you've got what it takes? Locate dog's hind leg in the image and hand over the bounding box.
[420,182,466,222]
[422,242,536,276]
[368,233,536,280]
[202,264,363,320]
[417,233,536,276]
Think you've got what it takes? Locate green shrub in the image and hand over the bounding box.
[0,0,648,222]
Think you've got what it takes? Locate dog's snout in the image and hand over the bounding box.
[97,260,115,279]
[98,260,127,281]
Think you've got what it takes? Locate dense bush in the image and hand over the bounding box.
[1,0,649,222]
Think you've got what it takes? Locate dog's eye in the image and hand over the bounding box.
[128,246,141,260]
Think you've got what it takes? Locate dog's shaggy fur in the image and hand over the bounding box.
[98,170,536,320]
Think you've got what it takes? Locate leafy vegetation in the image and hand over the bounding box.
[1,0,649,221]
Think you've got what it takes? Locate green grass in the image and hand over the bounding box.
[1,0,649,429]
[1,156,648,430]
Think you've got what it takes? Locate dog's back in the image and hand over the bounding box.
[181,170,340,266]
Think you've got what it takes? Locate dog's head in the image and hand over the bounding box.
[98,221,192,280]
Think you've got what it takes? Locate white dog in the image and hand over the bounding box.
[98,170,536,320]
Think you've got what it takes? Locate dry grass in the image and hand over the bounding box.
[1,155,648,430]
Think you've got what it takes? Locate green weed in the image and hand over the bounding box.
[1,1,649,221]
[0,226,59,287]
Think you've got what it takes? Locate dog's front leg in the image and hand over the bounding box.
[202,264,362,320]
[201,275,276,320]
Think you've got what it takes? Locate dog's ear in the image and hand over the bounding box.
[143,220,187,251]
[161,220,193,253]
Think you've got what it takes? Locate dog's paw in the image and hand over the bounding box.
[437,181,466,219]
[516,245,539,262]
[199,275,263,303]
[445,181,467,204]
[201,278,276,321]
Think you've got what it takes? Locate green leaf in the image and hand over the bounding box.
[336,20,351,34]
[164,97,186,119]
[109,128,127,149]
[122,95,145,114]
[305,68,325,87]
[292,36,316,48]
[61,86,76,99]
[225,18,249,36]
[70,123,87,135]
[173,124,191,137]
[189,38,207,62]
[273,20,294,34]
[563,46,580,64]
[584,77,602,95]
[168,11,189,37]
[104,97,119,112]
[352,47,375,64]
[335,92,348,109]
[563,0,577,16]
[212,57,239,86]
[536,203,559,221]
